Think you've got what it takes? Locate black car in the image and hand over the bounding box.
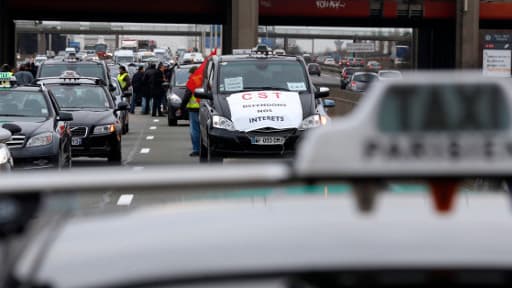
[307,63,321,76]
[0,85,73,169]
[194,52,331,162]
[166,64,196,126]
[37,58,116,93]
[37,77,129,163]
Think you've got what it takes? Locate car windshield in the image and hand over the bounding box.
[353,74,377,82]
[378,84,509,132]
[219,60,309,92]
[0,91,49,118]
[174,69,191,87]
[39,63,106,81]
[48,85,111,109]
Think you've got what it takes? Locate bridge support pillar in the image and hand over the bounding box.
[37,32,47,55]
[456,0,479,68]
[0,1,15,67]
[223,0,258,54]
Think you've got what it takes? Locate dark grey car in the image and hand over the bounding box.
[346,72,378,93]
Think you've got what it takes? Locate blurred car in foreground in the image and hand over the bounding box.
[307,63,321,76]
[378,69,403,80]
[4,72,512,288]
[346,72,378,92]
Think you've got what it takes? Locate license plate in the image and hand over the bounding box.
[71,137,82,146]
[252,136,285,145]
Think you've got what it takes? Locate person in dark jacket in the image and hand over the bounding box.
[130,66,144,114]
[150,63,166,117]
[142,63,157,115]
[14,64,34,85]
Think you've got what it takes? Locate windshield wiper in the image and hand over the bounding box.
[0,114,31,117]
[243,87,291,91]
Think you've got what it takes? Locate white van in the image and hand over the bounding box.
[114,50,135,64]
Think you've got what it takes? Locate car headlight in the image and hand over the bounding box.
[93,124,116,135]
[300,115,322,129]
[26,132,53,147]
[212,115,235,131]
[0,145,10,164]
[168,93,182,106]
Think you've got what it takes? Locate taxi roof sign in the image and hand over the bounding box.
[0,72,11,80]
[294,72,512,179]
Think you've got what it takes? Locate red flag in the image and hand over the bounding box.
[186,48,217,92]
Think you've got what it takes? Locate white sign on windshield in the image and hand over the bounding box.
[224,77,244,91]
[483,49,511,77]
[227,91,303,132]
[287,82,306,91]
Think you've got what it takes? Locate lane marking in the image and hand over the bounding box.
[140,148,151,154]
[117,194,134,206]
[153,119,160,123]
[149,126,157,130]
[146,136,155,140]
[132,166,144,171]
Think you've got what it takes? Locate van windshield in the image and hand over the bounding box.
[219,60,309,93]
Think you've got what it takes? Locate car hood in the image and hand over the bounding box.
[65,109,115,126]
[0,117,52,137]
[215,90,315,132]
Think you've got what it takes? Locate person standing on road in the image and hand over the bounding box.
[130,66,144,114]
[177,66,200,156]
[142,63,157,115]
[150,63,166,117]
[14,64,34,85]
[117,66,132,107]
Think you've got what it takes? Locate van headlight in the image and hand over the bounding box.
[26,132,53,147]
[300,115,322,129]
[168,93,182,107]
[93,124,116,135]
[212,115,235,131]
[0,145,10,164]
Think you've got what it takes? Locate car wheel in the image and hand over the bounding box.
[167,105,177,126]
[108,141,122,164]
[207,137,222,163]
[199,135,208,163]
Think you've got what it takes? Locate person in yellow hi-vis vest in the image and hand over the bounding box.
[117,65,131,105]
[178,66,200,157]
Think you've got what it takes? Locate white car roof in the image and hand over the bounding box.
[295,72,512,178]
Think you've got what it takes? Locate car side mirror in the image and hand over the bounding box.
[0,128,12,143]
[315,87,330,98]
[116,101,130,111]
[109,84,116,92]
[323,99,336,108]
[194,88,213,100]
[57,111,74,122]
[2,123,22,135]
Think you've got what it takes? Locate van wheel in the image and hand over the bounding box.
[168,106,178,126]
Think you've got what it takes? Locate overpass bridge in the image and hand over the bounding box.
[15,21,411,42]
[3,0,512,69]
